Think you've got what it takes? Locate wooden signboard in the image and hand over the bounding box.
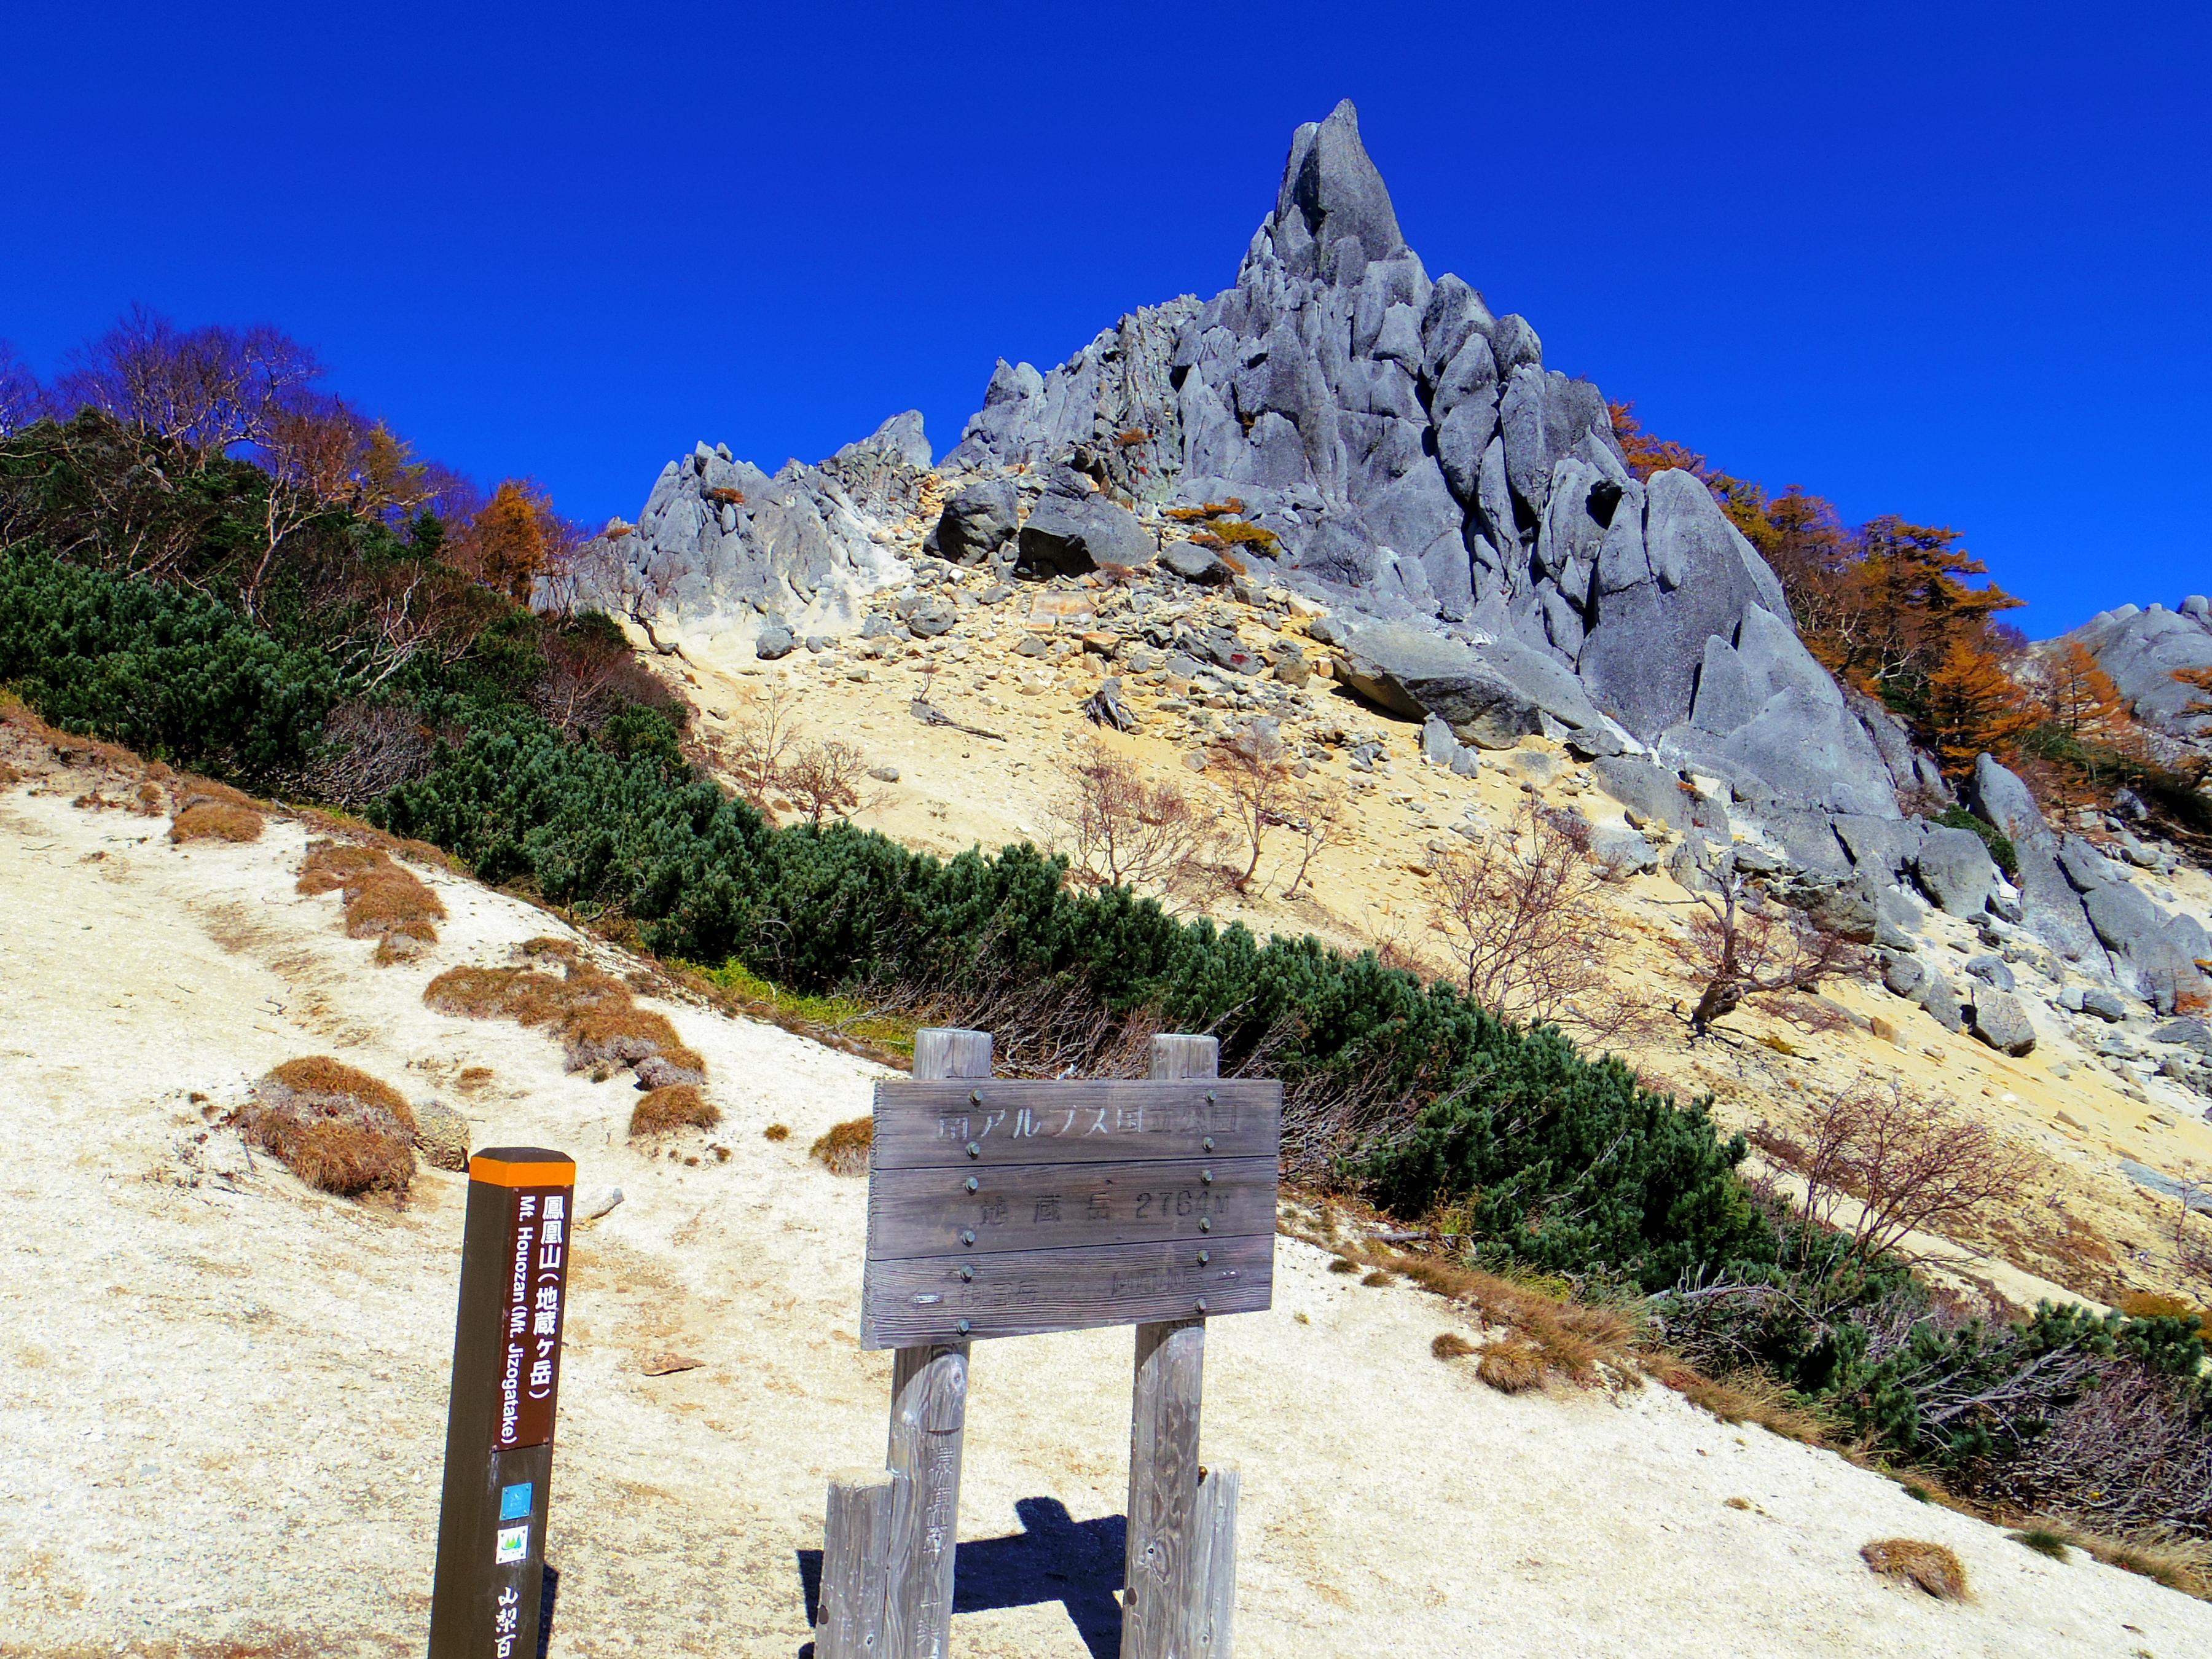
[820,1033,1271,1659]
[863,1078,1282,1347]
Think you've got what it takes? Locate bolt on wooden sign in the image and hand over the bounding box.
[862,1077,1283,1347]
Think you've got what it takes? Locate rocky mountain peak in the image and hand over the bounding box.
[1269,98,1409,276]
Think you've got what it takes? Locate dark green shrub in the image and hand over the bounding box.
[1935,804,2017,877]
[0,549,338,776]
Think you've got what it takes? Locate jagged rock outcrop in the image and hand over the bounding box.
[2063,598,2212,747]
[560,414,930,648]
[943,99,1910,818]
[1969,753,2210,1012]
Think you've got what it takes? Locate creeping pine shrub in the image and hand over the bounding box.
[0,549,338,777]
[243,1057,417,1199]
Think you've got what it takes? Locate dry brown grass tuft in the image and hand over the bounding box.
[1430,1332,1477,1361]
[170,801,265,843]
[242,1057,416,1199]
[0,759,25,788]
[1476,1337,1551,1394]
[1650,1361,1828,1445]
[763,1123,791,1142]
[1327,1256,1361,1275]
[267,1056,413,1121]
[299,841,445,960]
[811,1116,874,1177]
[1861,1539,1969,1601]
[457,1066,494,1092]
[425,952,706,1087]
[1360,1269,1395,1287]
[629,1084,721,1139]
[2059,1526,2212,1596]
[1384,1250,1641,1391]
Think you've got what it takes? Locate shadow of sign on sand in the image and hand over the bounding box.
[798,1497,1127,1658]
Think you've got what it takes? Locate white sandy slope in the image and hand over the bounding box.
[0,774,2205,1659]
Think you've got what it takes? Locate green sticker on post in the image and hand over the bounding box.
[495,1524,528,1564]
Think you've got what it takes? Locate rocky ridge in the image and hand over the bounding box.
[573,100,2212,1042]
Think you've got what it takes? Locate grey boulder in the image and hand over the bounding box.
[755,624,794,660]
[1969,988,2037,1056]
[1591,756,1692,834]
[1969,755,2108,968]
[1912,826,1998,917]
[1017,482,1156,575]
[1160,540,1230,584]
[926,479,1020,563]
[1336,619,1604,748]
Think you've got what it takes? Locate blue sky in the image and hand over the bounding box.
[4,2,2206,634]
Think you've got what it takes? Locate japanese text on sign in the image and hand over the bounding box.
[494,1188,569,1451]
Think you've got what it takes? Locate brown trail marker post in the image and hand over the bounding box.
[428,1147,576,1659]
[815,1030,1279,1659]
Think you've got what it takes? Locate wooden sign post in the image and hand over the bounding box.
[428,1147,576,1659]
[817,1031,1279,1659]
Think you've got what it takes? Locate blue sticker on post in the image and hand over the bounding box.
[496,1524,528,1564]
[500,1482,533,1521]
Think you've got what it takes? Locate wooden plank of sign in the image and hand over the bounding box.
[868,1155,1275,1262]
[871,1079,1282,1170]
[862,1231,1272,1348]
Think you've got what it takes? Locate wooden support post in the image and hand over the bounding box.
[880,1027,990,1659]
[1189,1462,1240,1653]
[1123,1034,1237,1659]
[428,1148,576,1659]
[817,1467,898,1659]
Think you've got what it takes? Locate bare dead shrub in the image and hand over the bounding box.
[783,738,868,827]
[299,699,436,806]
[629,1084,721,1139]
[1051,739,1228,911]
[1861,1539,1969,1601]
[170,801,264,842]
[811,1116,874,1176]
[241,1057,416,1199]
[1977,1365,2212,1538]
[1425,799,1618,1030]
[723,680,800,805]
[1207,723,1299,893]
[1673,847,1865,1035]
[1794,1076,2039,1268]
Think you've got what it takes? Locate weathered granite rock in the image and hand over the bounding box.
[559,418,924,648]
[2061,600,2212,747]
[1160,540,1230,583]
[1969,987,2037,1056]
[925,478,1019,563]
[1592,756,1692,833]
[1336,619,1604,747]
[1921,969,1966,1033]
[2058,834,2212,1014]
[1970,755,2108,968]
[2081,987,2130,1022]
[1590,825,1660,875]
[1016,473,1156,575]
[1913,826,1998,918]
